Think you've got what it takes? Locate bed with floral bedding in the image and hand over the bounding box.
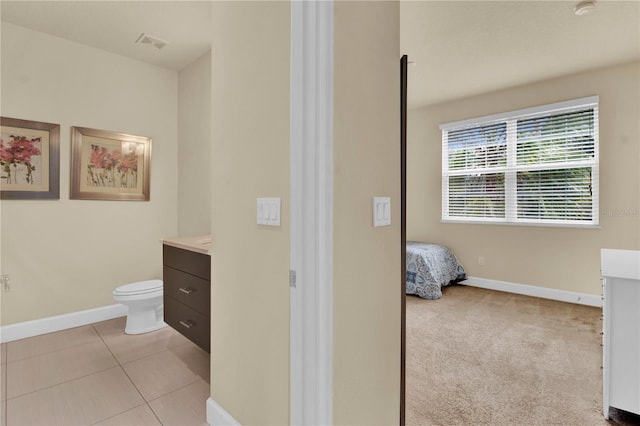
[406,241,467,300]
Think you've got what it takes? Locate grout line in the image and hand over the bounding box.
[91,324,152,399]
[4,325,103,364]
[145,377,208,424]
[92,323,157,407]
[146,377,208,404]
[92,323,122,367]
[91,323,171,368]
[4,336,119,400]
[146,402,165,426]
[91,323,165,425]
[7,319,206,425]
[4,365,121,402]
[106,342,175,367]
[88,402,150,426]
[92,320,202,368]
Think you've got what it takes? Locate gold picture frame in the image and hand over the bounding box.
[70,126,151,201]
[0,117,60,200]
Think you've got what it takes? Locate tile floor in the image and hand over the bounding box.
[0,317,210,425]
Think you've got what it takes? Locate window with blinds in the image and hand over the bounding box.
[440,96,599,227]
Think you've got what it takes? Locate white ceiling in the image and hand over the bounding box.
[1,1,639,108]
[0,1,212,71]
[402,0,640,108]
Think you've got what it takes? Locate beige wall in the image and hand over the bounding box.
[209,2,290,424]
[333,2,401,424]
[407,61,640,296]
[178,51,211,236]
[0,23,178,325]
[209,2,402,424]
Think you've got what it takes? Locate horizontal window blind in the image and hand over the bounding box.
[447,123,507,171]
[448,173,505,218]
[517,110,595,165]
[441,96,599,227]
[517,168,593,221]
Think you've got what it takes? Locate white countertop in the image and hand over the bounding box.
[161,235,212,255]
[601,248,640,280]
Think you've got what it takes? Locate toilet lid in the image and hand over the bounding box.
[114,280,162,295]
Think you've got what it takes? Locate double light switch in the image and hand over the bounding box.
[257,198,281,226]
[373,197,391,227]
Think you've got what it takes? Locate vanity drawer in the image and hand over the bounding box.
[163,266,210,316]
[163,245,210,280]
[164,296,210,352]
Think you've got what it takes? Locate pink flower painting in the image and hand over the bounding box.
[86,144,139,188]
[0,134,43,185]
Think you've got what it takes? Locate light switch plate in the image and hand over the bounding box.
[257,198,281,226]
[373,197,391,227]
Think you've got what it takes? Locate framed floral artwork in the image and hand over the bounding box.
[70,126,151,201]
[0,117,60,200]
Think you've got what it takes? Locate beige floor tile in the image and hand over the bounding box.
[168,342,210,383]
[6,325,100,362]
[7,340,118,399]
[94,317,191,364]
[122,350,202,401]
[1,363,5,401]
[93,404,161,426]
[1,400,5,426]
[148,379,209,426]
[7,367,144,425]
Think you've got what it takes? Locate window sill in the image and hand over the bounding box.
[441,219,601,229]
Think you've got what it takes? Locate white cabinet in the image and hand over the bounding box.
[601,249,640,419]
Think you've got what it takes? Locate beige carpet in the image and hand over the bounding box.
[406,285,640,426]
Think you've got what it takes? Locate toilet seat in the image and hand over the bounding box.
[113,280,162,297]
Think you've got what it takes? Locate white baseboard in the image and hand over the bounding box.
[206,398,240,426]
[0,303,128,343]
[462,276,603,307]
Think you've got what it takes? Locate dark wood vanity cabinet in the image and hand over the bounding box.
[163,244,210,352]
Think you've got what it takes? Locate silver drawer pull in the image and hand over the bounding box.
[179,287,194,294]
[179,320,195,329]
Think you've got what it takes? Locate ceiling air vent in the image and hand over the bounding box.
[135,33,168,50]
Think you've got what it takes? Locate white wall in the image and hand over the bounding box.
[178,51,211,236]
[0,22,178,325]
[407,61,640,296]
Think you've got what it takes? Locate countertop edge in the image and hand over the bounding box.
[161,236,212,256]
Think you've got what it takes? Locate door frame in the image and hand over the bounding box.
[400,54,408,426]
[289,8,406,425]
[290,1,334,424]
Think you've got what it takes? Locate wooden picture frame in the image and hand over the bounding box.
[70,126,151,201]
[0,117,60,200]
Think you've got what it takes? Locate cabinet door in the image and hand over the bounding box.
[164,266,210,316]
[163,245,210,280]
[608,277,640,415]
[164,296,210,352]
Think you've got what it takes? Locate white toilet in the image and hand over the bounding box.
[112,279,167,335]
